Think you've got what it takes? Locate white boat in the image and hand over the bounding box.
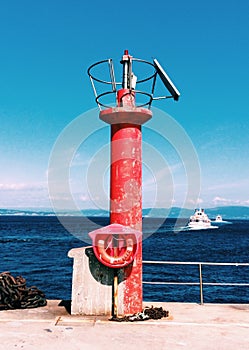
[187,209,218,230]
[215,215,223,222]
[213,214,231,225]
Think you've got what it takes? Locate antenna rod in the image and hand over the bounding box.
[121,50,130,89]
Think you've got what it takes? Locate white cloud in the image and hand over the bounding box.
[186,197,203,206]
[212,196,249,206]
[0,183,50,208]
[79,194,89,202]
[0,183,46,191]
[208,179,249,191]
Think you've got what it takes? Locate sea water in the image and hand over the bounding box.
[1,216,249,303]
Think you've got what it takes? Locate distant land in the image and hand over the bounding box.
[1,206,249,220]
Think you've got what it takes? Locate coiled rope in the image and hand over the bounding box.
[0,271,47,310]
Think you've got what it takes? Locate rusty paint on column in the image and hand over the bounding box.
[110,123,143,314]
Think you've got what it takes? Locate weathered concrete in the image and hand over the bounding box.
[68,246,142,316]
[0,301,249,349]
[68,246,113,315]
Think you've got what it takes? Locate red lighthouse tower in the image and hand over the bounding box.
[88,50,180,316]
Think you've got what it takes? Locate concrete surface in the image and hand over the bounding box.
[68,246,113,315]
[0,300,249,349]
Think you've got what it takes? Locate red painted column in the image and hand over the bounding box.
[99,107,152,315]
[110,122,143,314]
[110,124,142,231]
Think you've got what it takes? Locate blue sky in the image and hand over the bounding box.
[0,0,248,210]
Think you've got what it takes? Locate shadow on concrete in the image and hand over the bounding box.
[58,300,71,314]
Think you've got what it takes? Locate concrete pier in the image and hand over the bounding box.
[0,301,249,349]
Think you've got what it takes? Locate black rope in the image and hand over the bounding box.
[0,271,47,310]
[109,306,169,322]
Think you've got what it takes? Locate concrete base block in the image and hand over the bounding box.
[68,246,114,315]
